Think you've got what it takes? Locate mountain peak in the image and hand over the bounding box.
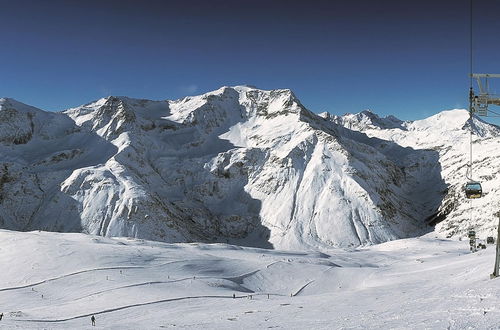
[407,109,500,138]
[359,109,376,116]
[0,97,39,113]
[329,109,405,131]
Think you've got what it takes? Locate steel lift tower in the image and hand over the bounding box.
[469,74,500,279]
[467,0,500,278]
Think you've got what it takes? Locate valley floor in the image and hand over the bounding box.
[0,230,498,329]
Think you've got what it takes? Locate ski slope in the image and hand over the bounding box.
[0,230,498,329]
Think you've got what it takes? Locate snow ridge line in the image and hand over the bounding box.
[0,259,203,292]
[70,260,288,301]
[292,280,315,296]
[71,279,200,302]
[0,266,145,292]
[1,259,280,293]
[71,275,250,302]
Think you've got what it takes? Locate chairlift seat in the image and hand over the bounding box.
[465,181,482,199]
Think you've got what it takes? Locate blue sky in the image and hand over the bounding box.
[1,0,500,121]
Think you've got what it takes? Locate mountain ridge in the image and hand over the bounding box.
[0,87,496,249]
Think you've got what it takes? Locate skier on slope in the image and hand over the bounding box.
[0,313,3,320]
[91,315,96,326]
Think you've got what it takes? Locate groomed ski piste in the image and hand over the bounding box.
[0,230,498,329]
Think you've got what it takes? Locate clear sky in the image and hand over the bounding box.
[1,0,500,121]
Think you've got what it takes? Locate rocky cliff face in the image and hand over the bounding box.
[1,88,493,249]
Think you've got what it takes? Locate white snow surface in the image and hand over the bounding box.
[0,229,498,329]
[0,87,498,249]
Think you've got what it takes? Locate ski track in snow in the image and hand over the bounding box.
[15,295,254,323]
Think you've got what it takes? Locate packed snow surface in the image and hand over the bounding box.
[0,230,498,329]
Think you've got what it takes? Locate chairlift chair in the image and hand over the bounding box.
[465,181,482,199]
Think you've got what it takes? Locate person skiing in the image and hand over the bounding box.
[91,315,96,326]
[0,313,3,320]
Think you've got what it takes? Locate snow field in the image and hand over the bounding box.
[0,230,498,329]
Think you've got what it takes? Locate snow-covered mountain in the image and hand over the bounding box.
[322,109,405,131]
[0,88,496,249]
[325,109,500,239]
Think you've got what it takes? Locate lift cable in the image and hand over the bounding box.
[470,0,473,90]
[468,0,474,182]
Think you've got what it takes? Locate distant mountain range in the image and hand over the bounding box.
[1,86,498,249]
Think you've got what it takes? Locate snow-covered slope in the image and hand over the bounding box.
[0,97,117,232]
[325,109,405,131]
[0,230,498,329]
[328,109,500,239]
[0,88,493,249]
